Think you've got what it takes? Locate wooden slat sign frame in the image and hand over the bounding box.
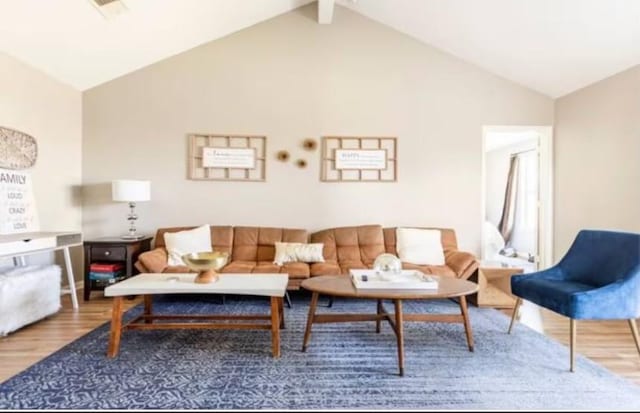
[321,136,397,182]
[188,134,266,181]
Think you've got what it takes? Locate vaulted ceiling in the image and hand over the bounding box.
[0,0,638,97]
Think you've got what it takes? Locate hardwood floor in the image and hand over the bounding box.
[0,293,140,383]
[1,292,639,385]
[524,309,640,384]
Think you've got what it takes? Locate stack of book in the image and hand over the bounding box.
[89,262,125,286]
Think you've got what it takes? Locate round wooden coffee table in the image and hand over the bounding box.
[301,275,479,376]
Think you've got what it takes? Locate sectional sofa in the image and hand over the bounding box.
[135,224,478,290]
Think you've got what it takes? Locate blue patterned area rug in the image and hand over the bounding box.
[1,294,640,410]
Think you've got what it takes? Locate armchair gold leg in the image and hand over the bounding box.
[570,318,576,372]
[508,297,522,334]
[628,319,640,356]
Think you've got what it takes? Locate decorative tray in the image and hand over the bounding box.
[350,269,439,290]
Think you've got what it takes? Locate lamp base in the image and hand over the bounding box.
[121,234,145,240]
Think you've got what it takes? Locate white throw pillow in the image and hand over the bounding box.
[273,242,325,265]
[396,228,445,265]
[164,224,212,266]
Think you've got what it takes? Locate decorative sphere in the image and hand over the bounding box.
[373,253,402,276]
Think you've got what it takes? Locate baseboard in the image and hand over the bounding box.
[60,281,84,295]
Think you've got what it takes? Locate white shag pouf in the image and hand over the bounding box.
[0,265,61,336]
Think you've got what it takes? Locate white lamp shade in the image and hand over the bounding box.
[112,180,151,202]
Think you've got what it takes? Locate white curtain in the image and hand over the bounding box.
[509,150,538,256]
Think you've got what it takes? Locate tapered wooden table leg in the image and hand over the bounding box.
[508,297,522,334]
[302,292,319,351]
[459,295,474,352]
[629,319,640,356]
[394,299,405,376]
[278,296,285,329]
[270,296,281,358]
[376,299,382,333]
[143,295,153,324]
[107,296,124,358]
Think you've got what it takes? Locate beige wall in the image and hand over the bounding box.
[0,52,83,281]
[82,5,553,253]
[554,65,640,258]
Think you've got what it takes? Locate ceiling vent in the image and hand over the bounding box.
[89,0,128,19]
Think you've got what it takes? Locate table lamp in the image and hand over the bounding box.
[112,180,150,239]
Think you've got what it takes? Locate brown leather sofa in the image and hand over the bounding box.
[135,226,310,289]
[135,224,478,290]
[309,225,477,279]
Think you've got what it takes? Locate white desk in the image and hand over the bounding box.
[0,231,83,309]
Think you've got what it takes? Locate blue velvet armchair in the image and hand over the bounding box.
[508,229,640,371]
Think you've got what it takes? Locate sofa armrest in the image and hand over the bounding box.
[445,250,479,279]
[137,248,169,273]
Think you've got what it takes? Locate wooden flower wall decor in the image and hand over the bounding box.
[276,138,318,171]
[302,138,317,151]
[276,150,290,162]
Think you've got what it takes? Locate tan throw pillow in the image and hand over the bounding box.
[396,228,445,265]
[164,224,212,266]
[273,242,325,265]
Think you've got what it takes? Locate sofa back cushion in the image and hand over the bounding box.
[232,227,308,262]
[310,225,385,265]
[383,227,458,256]
[154,226,234,255]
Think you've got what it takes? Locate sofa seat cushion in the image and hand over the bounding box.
[339,260,370,275]
[253,262,309,279]
[221,261,256,273]
[311,261,372,276]
[511,277,595,318]
[402,262,456,278]
[220,261,310,279]
[310,262,342,276]
[281,262,310,279]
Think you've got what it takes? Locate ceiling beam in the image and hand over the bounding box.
[318,0,335,24]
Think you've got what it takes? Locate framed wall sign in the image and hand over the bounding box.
[188,134,266,181]
[321,136,397,182]
[202,147,256,169]
[0,168,40,234]
[335,149,387,170]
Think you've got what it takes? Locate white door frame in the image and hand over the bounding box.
[481,125,554,269]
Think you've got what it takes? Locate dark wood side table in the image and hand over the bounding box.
[83,236,153,301]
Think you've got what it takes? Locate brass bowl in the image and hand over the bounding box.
[181,251,229,284]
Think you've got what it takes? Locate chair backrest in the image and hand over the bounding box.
[559,230,640,287]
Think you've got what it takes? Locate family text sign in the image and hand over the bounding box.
[0,169,39,234]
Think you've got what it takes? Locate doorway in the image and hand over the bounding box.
[481,126,553,272]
